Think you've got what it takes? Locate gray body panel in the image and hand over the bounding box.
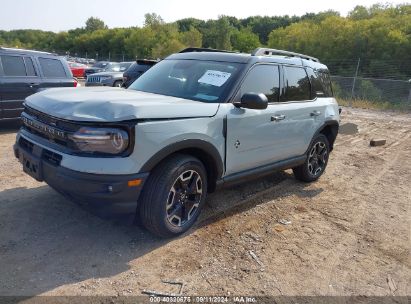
[25,87,220,121]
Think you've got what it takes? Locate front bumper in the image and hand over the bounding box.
[14,135,148,215]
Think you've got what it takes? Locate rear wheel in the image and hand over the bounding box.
[138,154,207,238]
[293,134,330,182]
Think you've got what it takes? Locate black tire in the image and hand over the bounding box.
[293,134,330,182]
[138,154,208,238]
[113,80,122,88]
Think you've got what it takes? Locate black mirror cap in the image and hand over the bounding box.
[237,93,268,110]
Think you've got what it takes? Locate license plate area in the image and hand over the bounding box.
[22,151,43,181]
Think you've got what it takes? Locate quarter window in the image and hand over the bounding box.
[283,66,311,101]
[240,65,280,102]
[39,58,67,78]
[1,55,26,76]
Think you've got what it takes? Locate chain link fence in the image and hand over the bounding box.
[60,51,411,107]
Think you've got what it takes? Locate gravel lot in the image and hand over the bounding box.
[0,107,410,297]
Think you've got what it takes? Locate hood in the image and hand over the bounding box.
[89,71,123,77]
[25,87,220,122]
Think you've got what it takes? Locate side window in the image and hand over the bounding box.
[24,57,37,76]
[240,65,280,103]
[39,58,67,78]
[283,66,311,101]
[1,55,26,76]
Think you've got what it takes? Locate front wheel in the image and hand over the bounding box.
[138,154,208,238]
[293,134,330,182]
[113,80,123,88]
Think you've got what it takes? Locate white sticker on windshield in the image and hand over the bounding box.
[198,70,231,87]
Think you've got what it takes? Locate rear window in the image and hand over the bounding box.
[283,66,311,101]
[1,55,26,76]
[39,58,67,78]
[127,63,152,74]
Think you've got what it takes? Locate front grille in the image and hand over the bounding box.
[19,137,34,153]
[22,107,79,149]
[42,149,62,166]
[19,137,62,166]
[87,75,101,83]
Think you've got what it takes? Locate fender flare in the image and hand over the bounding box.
[140,139,224,180]
[305,120,339,154]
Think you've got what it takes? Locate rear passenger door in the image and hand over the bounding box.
[37,57,73,89]
[273,65,324,157]
[0,55,39,119]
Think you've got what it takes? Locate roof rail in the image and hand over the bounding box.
[252,48,319,62]
[179,47,235,54]
[0,46,54,55]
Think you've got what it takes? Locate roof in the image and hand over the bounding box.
[167,47,328,70]
[0,47,55,56]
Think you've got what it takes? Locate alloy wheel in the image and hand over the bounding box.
[308,141,328,176]
[166,170,203,227]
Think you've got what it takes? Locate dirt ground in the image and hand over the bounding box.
[0,107,410,298]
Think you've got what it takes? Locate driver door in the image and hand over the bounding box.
[226,64,289,175]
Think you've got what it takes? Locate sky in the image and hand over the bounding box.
[0,0,407,32]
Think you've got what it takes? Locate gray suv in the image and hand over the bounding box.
[14,48,339,238]
[85,62,133,87]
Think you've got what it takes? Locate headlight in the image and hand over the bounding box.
[71,127,129,155]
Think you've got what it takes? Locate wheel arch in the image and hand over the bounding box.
[318,121,339,151]
[140,139,224,193]
[306,120,339,154]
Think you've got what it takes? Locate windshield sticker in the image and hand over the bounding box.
[198,70,231,87]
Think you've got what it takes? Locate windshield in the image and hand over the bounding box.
[93,62,109,68]
[104,62,132,72]
[128,59,243,103]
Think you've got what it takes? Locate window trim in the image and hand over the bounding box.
[232,62,282,104]
[23,56,38,78]
[0,54,29,78]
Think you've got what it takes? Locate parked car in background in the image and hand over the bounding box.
[68,62,88,78]
[83,61,114,77]
[122,59,158,88]
[0,47,77,120]
[85,62,133,87]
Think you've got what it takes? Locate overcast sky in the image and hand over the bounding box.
[0,0,407,32]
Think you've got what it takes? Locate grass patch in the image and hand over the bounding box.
[337,98,411,112]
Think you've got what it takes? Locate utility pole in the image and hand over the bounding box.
[350,58,361,107]
[122,52,125,62]
[108,52,111,61]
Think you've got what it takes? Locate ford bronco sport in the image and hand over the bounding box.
[14,47,339,238]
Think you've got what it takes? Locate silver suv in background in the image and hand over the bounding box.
[14,47,339,238]
[85,62,133,87]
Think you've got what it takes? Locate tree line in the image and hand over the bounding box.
[0,4,410,79]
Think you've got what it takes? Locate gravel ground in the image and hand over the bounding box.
[0,107,410,298]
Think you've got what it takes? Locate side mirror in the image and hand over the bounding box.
[235,93,268,110]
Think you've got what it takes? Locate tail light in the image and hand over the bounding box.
[73,78,78,87]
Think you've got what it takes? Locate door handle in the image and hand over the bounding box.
[271,115,285,122]
[310,110,321,116]
[29,83,39,88]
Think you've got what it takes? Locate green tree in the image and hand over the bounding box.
[180,26,202,47]
[231,28,260,52]
[85,17,108,32]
